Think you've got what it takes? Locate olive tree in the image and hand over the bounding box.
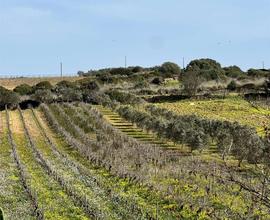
[181,71,202,97]
[0,86,20,109]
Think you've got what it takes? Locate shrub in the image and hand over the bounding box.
[247,69,270,78]
[96,72,116,84]
[106,90,144,104]
[0,86,20,108]
[13,84,33,95]
[181,71,202,97]
[110,68,133,76]
[227,80,238,91]
[134,80,149,89]
[33,81,53,92]
[78,79,100,91]
[159,62,181,77]
[58,88,82,102]
[186,58,225,81]
[131,66,143,73]
[223,66,245,78]
[55,80,76,89]
[32,89,54,103]
[151,77,164,85]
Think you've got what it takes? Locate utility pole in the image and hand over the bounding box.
[263,61,265,69]
[60,62,63,77]
[125,56,127,68]
[182,57,185,70]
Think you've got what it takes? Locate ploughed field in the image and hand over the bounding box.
[1,102,270,219]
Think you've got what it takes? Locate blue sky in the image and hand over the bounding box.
[0,0,269,76]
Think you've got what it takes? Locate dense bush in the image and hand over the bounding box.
[55,80,76,90]
[105,90,144,105]
[159,62,181,77]
[131,66,143,73]
[96,72,116,84]
[57,88,82,102]
[186,59,225,80]
[227,80,238,91]
[110,68,133,76]
[223,66,245,78]
[33,81,53,92]
[13,84,33,95]
[0,86,20,109]
[151,77,164,85]
[247,69,270,78]
[32,89,54,103]
[53,80,82,102]
[78,79,100,91]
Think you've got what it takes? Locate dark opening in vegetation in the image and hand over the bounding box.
[19,100,41,110]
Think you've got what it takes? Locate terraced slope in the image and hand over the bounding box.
[95,105,190,153]
[95,105,219,155]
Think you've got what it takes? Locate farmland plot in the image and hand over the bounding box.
[0,102,270,219]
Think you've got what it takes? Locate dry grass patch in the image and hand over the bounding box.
[0,76,83,90]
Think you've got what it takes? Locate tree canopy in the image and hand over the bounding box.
[159,62,181,77]
[186,59,225,80]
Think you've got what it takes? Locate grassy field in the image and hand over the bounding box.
[0,76,83,90]
[156,96,270,136]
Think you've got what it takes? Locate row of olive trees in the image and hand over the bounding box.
[117,105,268,167]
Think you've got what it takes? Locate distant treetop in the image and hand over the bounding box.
[186,58,225,81]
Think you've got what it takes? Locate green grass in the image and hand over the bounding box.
[0,112,34,220]
[10,110,88,220]
[24,109,122,219]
